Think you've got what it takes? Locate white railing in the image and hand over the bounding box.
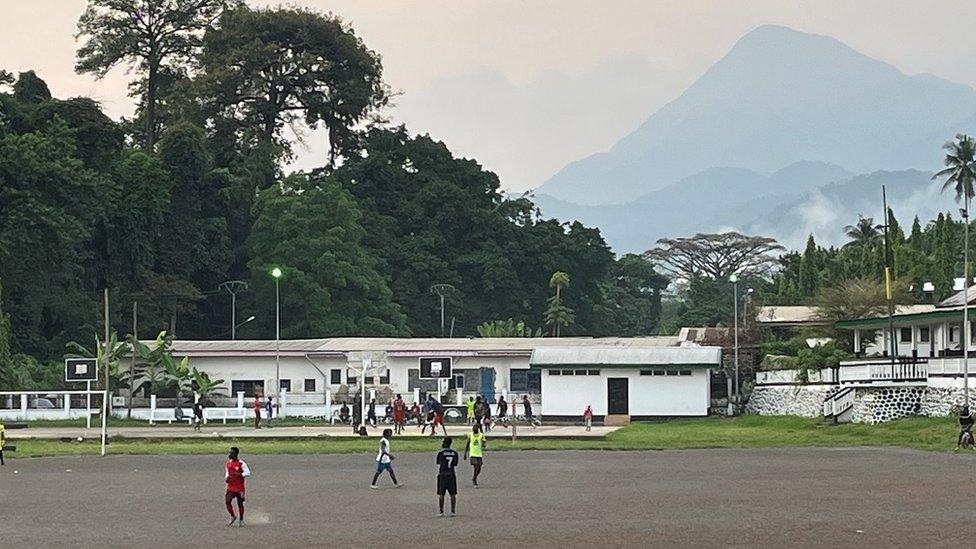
[755,368,837,385]
[0,390,105,422]
[823,387,855,418]
[838,359,928,383]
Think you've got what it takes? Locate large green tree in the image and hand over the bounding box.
[248,173,408,337]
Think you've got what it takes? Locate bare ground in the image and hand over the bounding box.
[2,447,973,548]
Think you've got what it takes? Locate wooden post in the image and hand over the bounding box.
[101,288,109,456]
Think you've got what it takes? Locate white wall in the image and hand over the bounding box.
[540,369,709,416]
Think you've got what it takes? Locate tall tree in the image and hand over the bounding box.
[199,6,388,165]
[798,235,820,297]
[645,232,783,281]
[75,0,238,149]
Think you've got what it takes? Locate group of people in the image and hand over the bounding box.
[252,395,276,429]
[369,422,488,516]
[336,392,539,436]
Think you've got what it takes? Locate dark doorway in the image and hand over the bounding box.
[607,378,629,415]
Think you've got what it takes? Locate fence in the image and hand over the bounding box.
[0,390,106,422]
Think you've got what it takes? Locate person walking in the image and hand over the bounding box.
[583,405,594,432]
[224,446,251,527]
[252,394,262,429]
[522,395,537,428]
[192,399,205,432]
[353,394,363,435]
[463,423,487,488]
[265,396,274,427]
[367,398,378,428]
[497,395,508,423]
[370,428,401,489]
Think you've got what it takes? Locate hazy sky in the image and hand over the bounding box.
[2,1,976,191]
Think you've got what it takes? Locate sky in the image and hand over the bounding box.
[2,1,976,192]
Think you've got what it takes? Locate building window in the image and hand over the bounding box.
[304,379,316,392]
[347,369,358,385]
[587,370,599,376]
[279,379,291,392]
[510,369,541,392]
[679,370,692,376]
[919,327,931,343]
[653,370,666,376]
[666,370,679,376]
[330,369,342,385]
[452,373,465,390]
[561,370,575,375]
[574,369,588,376]
[640,370,653,376]
[379,371,390,384]
[549,370,561,376]
[900,328,912,343]
[232,380,263,397]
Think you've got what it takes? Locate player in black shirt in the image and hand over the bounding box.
[435,437,459,517]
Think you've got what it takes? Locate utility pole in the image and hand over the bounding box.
[430,284,455,337]
[219,280,249,340]
[129,301,137,419]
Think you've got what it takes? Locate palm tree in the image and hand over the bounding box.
[546,271,573,337]
[934,133,976,406]
[843,215,881,246]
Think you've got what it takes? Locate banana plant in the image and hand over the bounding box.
[191,367,226,403]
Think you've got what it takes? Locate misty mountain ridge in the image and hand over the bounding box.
[535,164,957,253]
[539,24,976,206]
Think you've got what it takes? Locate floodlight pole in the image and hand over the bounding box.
[275,275,280,401]
[219,280,249,340]
[101,288,109,456]
[730,274,740,413]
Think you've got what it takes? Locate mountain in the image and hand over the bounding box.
[535,161,854,252]
[538,25,976,205]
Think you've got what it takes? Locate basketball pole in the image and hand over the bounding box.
[101,288,109,456]
[86,380,91,430]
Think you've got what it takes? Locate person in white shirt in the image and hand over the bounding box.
[370,428,402,489]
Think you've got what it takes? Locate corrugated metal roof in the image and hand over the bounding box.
[169,336,682,357]
[528,346,722,367]
[938,287,976,308]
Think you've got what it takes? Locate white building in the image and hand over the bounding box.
[168,336,722,420]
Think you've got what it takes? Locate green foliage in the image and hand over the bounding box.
[476,319,541,338]
[248,173,408,337]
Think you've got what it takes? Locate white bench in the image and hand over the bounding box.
[205,408,248,424]
[149,409,194,425]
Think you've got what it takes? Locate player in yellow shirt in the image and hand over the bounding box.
[465,396,476,425]
[463,423,486,487]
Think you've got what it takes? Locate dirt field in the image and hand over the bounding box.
[3,447,973,548]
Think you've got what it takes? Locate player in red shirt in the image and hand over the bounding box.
[225,446,251,527]
[393,394,407,435]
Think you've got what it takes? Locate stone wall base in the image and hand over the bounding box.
[748,384,976,423]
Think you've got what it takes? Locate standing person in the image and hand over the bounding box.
[473,395,485,426]
[522,395,537,428]
[465,396,476,425]
[435,437,459,517]
[224,446,251,527]
[352,394,363,435]
[958,405,975,449]
[393,394,407,435]
[497,395,508,423]
[0,421,5,465]
[192,399,205,432]
[583,405,594,432]
[463,423,487,488]
[367,398,378,428]
[265,396,274,427]
[252,393,262,429]
[370,428,401,489]
[482,402,493,432]
[339,401,350,424]
[410,401,422,427]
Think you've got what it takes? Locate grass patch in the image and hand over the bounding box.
[7,415,963,458]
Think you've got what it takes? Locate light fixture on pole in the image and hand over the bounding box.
[729,273,740,413]
[271,267,283,400]
[430,284,455,337]
[218,280,249,340]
